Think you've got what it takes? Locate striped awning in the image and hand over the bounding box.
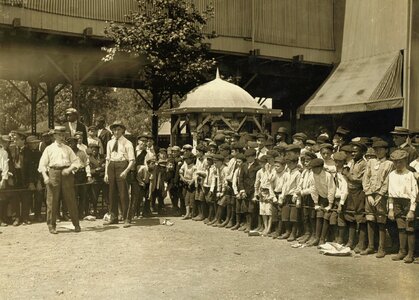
[298,51,404,114]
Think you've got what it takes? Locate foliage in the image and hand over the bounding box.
[104,0,216,139]
[0,80,31,133]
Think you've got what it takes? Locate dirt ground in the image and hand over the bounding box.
[0,216,418,300]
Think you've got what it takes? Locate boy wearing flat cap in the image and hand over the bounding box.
[388,150,418,263]
[341,142,367,252]
[207,154,227,226]
[361,140,394,257]
[179,152,197,219]
[278,152,302,241]
[333,151,349,244]
[298,152,316,244]
[237,148,261,232]
[307,158,336,246]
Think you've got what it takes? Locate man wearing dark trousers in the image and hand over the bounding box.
[38,126,81,234]
[10,130,31,226]
[104,121,135,227]
[26,135,44,223]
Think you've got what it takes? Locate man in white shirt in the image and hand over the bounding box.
[104,121,135,227]
[38,126,81,234]
[0,136,10,226]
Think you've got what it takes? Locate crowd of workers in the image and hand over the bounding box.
[0,108,418,264]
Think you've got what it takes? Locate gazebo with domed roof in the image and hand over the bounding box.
[160,70,282,145]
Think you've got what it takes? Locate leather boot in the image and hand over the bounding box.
[404,232,415,263]
[231,222,240,230]
[320,220,329,245]
[376,223,386,258]
[336,227,345,245]
[345,223,356,249]
[287,223,297,241]
[354,223,366,253]
[392,231,407,261]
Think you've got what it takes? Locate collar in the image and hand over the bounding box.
[400,141,410,149]
[54,141,64,147]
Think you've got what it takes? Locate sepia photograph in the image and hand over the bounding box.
[0,0,418,299]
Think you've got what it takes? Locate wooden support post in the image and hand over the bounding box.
[47,82,58,129]
[29,82,38,134]
[170,115,178,146]
[72,60,81,110]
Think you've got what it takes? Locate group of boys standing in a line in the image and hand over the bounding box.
[1,108,419,264]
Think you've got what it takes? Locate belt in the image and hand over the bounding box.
[49,166,70,170]
[109,160,128,163]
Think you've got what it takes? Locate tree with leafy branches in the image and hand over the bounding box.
[104,0,216,142]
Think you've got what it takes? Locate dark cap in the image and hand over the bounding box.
[316,135,330,144]
[274,156,286,164]
[319,143,333,151]
[219,143,231,151]
[292,132,307,142]
[236,153,246,162]
[258,155,268,163]
[285,144,301,152]
[341,145,353,152]
[244,148,256,157]
[196,144,206,152]
[304,151,317,159]
[309,158,324,168]
[26,135,41,144]
[336,126,350,136]
[183,152,195,160]
[390,149,408,161]
[372,140,389,149]
[213,154,225,161]
[159,148,167,153]
[351,141,367,152]
[306,139,316,146]
[213,133,226,142]
[333,151,347,161]
[88,126,97,131]
[273,145,286,152]
[276,127,288,134]
[256,133,266,140]
[266,150,279,158]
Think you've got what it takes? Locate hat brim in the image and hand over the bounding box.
[27,139,41,143]
[110,124,126,131]
[390,131,409,135]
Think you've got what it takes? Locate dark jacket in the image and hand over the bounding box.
[98,128,112,154]
[65,121,88,145]
[238,161,261,196]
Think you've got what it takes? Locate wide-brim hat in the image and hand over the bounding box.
[65,108,78,115]
[390,126,410,135]
[276,127,288,134]
[26,135,41,144]
[109,120,126,131]
[52,126,67,134]
[335,126,350,136]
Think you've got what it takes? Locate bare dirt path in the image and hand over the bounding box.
[0,217,418,299]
